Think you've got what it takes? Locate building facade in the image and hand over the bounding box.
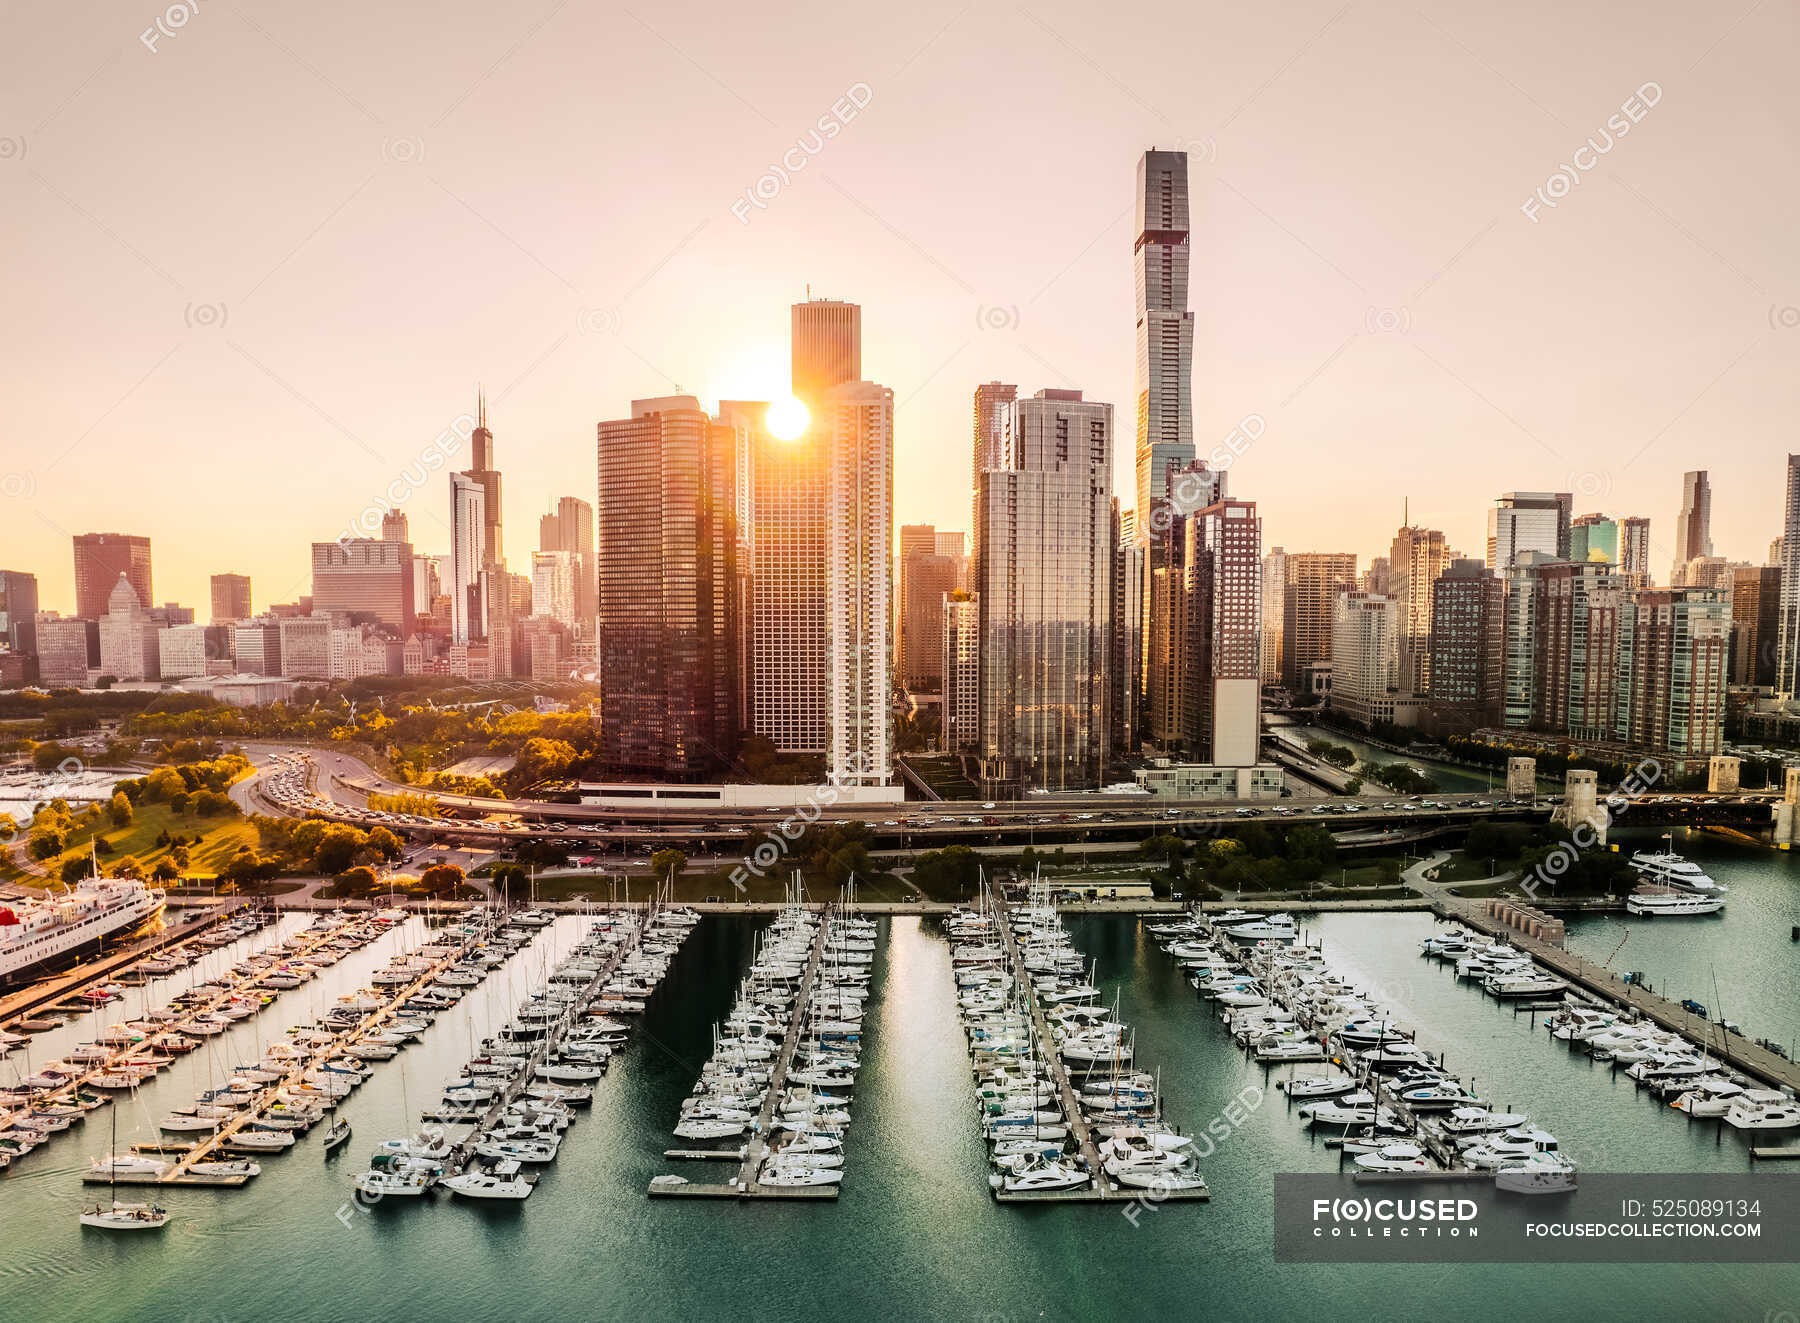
[311,539,416,628]
[1730,565,1781,687]
[73,533,152,623]
[1487,492,1572,571]
[1423,559,1504,735]
[1132,149,1195,523]
[1282,552,1358,692]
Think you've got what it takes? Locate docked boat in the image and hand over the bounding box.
[1722,1090,1800,1131]
[1625,889,1725,917]
[443,1160,535,1200]
[1629,845,1727,896]
[1,878,167,985]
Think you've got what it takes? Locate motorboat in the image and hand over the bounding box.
[988,1156,1090,1193]
[1439,1107,1528,1135]
[1723,1090,1800,1130]
[1625,890,1726,917]
[1280,1073,1357,1099]
[1353,1142,1432,1172]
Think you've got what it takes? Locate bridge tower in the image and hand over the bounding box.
[1775,767,1800,850]
[1552,768,1606,844]
[1505,756,1536,799]
[1707,756,1740,794]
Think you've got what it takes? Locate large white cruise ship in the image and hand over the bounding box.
[0,878,167,983]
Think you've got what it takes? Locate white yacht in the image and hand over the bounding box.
[79,1201,170,1230]
[1630,844,1726,895]
[1625,889,1725,917]
[1722,1090,1800,1131]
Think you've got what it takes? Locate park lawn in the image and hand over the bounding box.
[7,799,259,886]
[1433,851,1518,883]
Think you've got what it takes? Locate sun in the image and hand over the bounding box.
[766,396,809,440]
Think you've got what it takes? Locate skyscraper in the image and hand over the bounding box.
[98,575,158,681]
[975,389,1112,791]
[0,570,39,656]
[380,510,410,543]
[1486,492,1572,571]
[1620,516,1652,584]
[1144,461,1225,746]
[1282,553,1358,691]
[1616,588,1729,754]
[539,496,596,633]
[790,298,861,404]
[596,396,741,775]
[1388,525,1453,695]
[1671,470,1712,585]
[1330,592,1400,728]
[1259,547,1286,685]
[210,573,252,625]
[1569,514,1619,564]
[942,591,980,755]
[311,540,416,628]
[971,382,1016,550]
[449,472,487,644]
[1132,149,1195,523]
[531,550,577,630]
[73,533,152,622]
[1778,455,1800,697]
[1730,565,1781,687]
[1502,557,1620,738]
[1424,559,1505,735]
[743,399,828,754]
[898,524,960,689]
[465,392,504,568]
[1180,498,1262,764]
[822,381,894,786]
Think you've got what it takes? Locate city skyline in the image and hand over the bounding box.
[6,3,1797,612]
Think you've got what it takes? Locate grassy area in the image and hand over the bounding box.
[1432,851,1515,883]
[899,756,981,800]
[166,879,307,899]
[4,798,259,886]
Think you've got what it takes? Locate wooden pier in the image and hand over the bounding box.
[438,912,647,1178]
[989,901,1208,1204]
[1437,902,1800,1093]
[161,918,496,1181]
[0,899,257,1030]
[649,908,838,1201]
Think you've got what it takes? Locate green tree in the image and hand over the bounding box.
[337,865,379,896]
[60,853,98,883]
[108,791,134,827]
[910,845,982,902]
[312,823,369,875]
[367,826,404,862]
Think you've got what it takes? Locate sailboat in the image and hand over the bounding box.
[322,1093,352,1155]
[80,1092,169,1230]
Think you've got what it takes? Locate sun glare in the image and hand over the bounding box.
[766,396,809,440]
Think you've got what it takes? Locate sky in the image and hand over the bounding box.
[2,0,1796,614]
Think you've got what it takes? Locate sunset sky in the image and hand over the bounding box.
[4,0,1796,613]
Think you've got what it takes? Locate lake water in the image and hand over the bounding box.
[1,902,1795,1322]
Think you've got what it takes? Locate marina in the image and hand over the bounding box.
[0,910,1793,1318]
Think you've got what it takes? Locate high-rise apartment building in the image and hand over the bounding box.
[942,591,980,755]
[1486,492,1572,571]
[822,382,894,786]
[1670,470,1712,585]
[0,570,39,656]
[791,299,861,404]
[897,524,963,690]
[1144,461,1225,746]
[972,382,1017,551]
[1132,149,1195,523]
[1616,588,1730,755]
[73,534,151,622]
[1502,557,1620,738]
[1281,553,1358,691]
[531,550,578,631]
[311,540,416,629]
[1331,592,1400,728]
[1730,565,1781,687]
[539,496,596,632]
[1179,499,1262,764]
[1388,525,1453,695]
[975,389,1112,791]
[210,573,252,625]
[1424,559,1504,735]
[1260,547,1286,686]
[596,396,741,775]
[1620,516,1652,584]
